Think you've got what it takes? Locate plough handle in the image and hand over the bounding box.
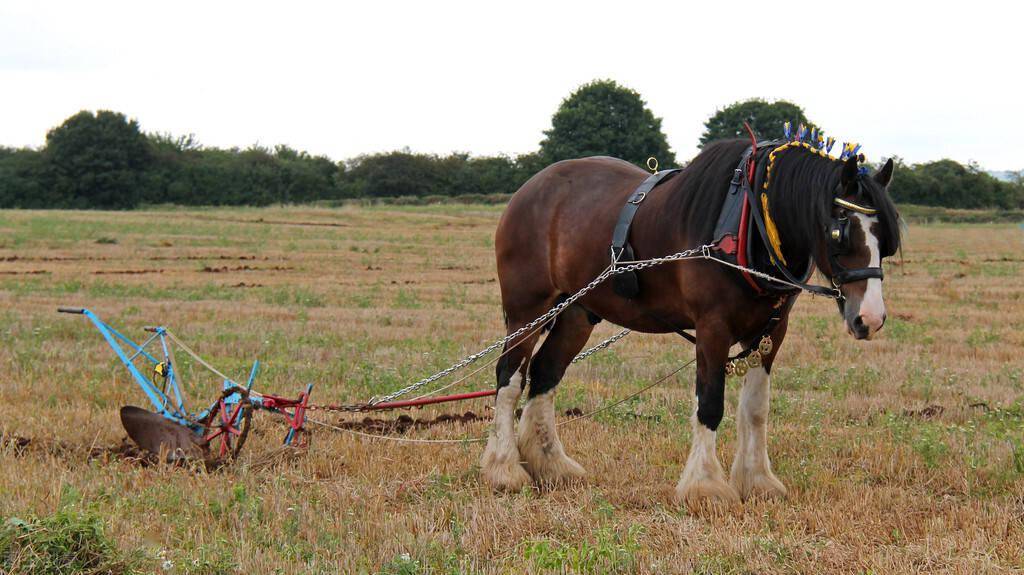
[57,307,85,314]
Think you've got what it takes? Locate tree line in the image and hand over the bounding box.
[1,82,1020,210]
[0,110,546,209]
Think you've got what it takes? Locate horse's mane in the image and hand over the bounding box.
[667,139,751,245]
[667,138,902,266]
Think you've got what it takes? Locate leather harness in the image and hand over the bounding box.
[712,145,835,297]
[610,143,884,301]
[601,142,885,366]
[610,168,682,299]
[605,160,787,353]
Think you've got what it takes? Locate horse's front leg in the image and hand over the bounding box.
[729,366,786,500]
[675,324,740,506]
[730,322,789,500]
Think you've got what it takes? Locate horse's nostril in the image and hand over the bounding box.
[853,315,865,329]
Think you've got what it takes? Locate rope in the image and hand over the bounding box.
[303,357,696,445]
[163,330,237,384]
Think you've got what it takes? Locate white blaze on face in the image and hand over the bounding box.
[851,212,885,334]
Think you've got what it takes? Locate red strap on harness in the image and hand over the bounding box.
[736,121,765,293]
[743,121,758,182]
[735,195,762,292]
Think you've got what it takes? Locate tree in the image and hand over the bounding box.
[700,99,813,146]
[539,79,675,167]
[44,110,152,209]
[342,150,448,198]
[0,147,55,208]
[335,151,533,199]
[887,158,1023,209]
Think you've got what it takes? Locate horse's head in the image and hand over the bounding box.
[819,156,901,340]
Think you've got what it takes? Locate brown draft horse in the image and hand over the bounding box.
[482,138,901,504]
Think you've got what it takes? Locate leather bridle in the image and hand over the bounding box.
[826,179,885,288]
[740,147,886,300]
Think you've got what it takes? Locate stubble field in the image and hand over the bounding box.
[0,205,1022,574]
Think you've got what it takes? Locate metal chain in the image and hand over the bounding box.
[367,244,713,405]
[571,328,631,364]
[318,242,836,411]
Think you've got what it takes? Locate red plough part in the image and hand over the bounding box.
[202,392,252,459]
[362,389,496,411]
[255,384,315,447]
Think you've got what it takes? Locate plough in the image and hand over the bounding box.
[59,307,315,463]
[59,307,506,463]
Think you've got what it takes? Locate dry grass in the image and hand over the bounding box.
[0,206,1022,574]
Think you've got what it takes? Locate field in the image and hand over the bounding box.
[1,205,1022,574]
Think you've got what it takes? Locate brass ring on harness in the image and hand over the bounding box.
[746,351,762,369]
[758,335,774,356]
[646,157,659,173]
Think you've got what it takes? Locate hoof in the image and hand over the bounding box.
[675,477,741,509]
[731,469,787,501]
[523,454,587,488]
[477,448,528,493]
[481,460,531,492]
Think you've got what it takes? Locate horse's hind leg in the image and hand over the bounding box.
[480,311,545,491]
[518,303,595,487]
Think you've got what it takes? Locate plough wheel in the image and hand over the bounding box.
[203,395,252,460]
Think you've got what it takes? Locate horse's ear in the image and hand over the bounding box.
[840,155,859,190]
[874,157,894,188]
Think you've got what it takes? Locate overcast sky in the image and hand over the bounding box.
[1,1,1020,169]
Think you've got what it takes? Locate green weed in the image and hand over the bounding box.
[966,328,1000,347]
[379,552,421,575]
[394,288,422,309]
[0,508,144,575]
[885,318,933,345]
[262,286,326,308]
[523,524,643,574]
[173,543,238,575]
